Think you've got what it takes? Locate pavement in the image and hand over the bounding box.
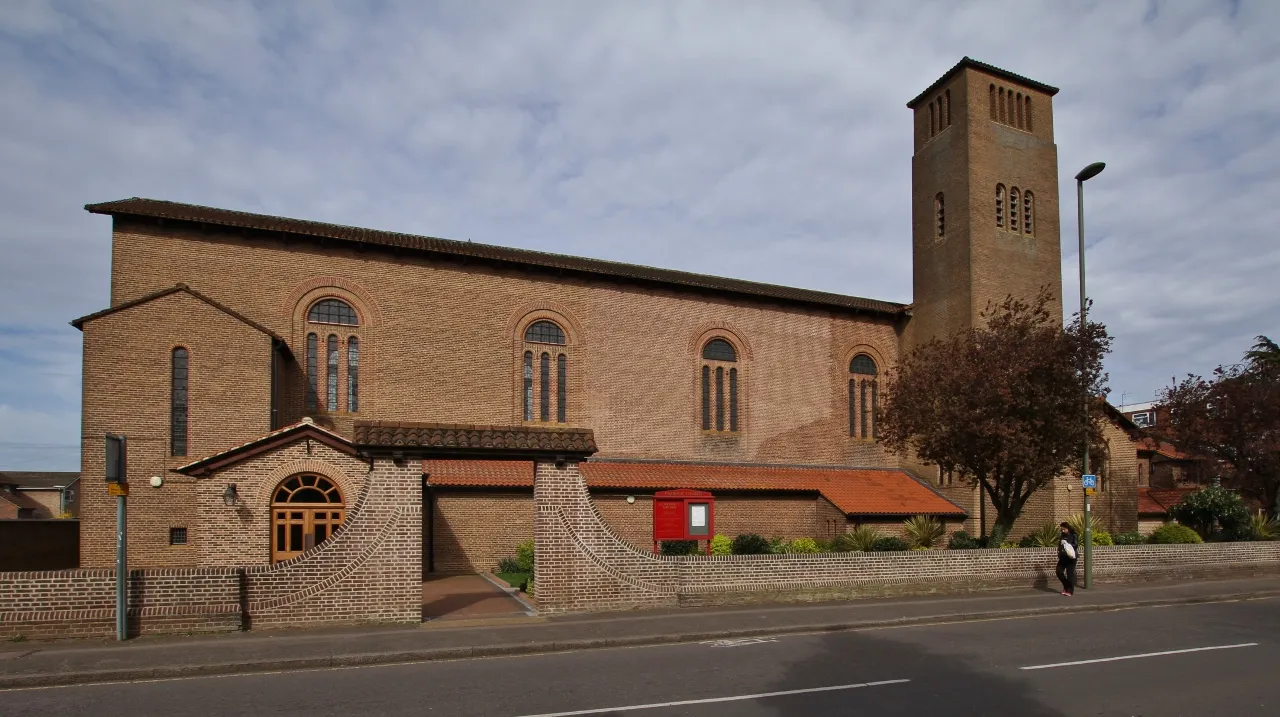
[1,575,1278,692]
[422,574,535,621]
[2,590,1276,715]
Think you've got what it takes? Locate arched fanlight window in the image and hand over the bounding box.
[850,354,878,376]
[524,320,565,345]
[702,339,737,362]
[308,299,359,326]
[271,474,344,563]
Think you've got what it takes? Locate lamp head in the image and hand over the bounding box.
[1075,162,1106,182]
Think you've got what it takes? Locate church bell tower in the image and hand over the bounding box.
[905,57,1063,349]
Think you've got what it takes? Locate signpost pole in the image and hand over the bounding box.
[116,492,127,641]
[1083,490,1092,590]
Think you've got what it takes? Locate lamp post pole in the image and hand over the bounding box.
[1075,161,1105,590]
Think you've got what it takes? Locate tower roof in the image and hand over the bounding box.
[907,57,1060,109]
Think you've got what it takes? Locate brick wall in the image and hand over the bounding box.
[431,491,534,574]
[0,567,241,640]
[532,460,1280,614]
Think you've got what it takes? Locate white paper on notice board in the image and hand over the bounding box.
[690,504,707,527]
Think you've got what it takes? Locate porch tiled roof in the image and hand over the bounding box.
[1138,487,1197,516]
[423,459,966,517]
[354,421,598,457]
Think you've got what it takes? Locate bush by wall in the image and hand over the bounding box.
[1170,487,1251,541]
[870,536,910,552]
[710,534,733,555]
[661,540,700,556]
[731,533,771,555]
[948,531,980,550]
[903,516,946,549]
[1113,532,1147,546]
[1149,523,1204,545]
[516,540,535,572]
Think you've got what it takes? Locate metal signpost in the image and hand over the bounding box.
[105,434,128,641]
[1082,474,1097,589]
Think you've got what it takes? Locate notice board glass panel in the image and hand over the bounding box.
[688,503,709,536]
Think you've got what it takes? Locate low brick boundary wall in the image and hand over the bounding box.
[0,567,242,640]
[533,460,1280,613]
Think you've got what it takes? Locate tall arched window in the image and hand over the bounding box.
[271,474,344,563]
[989,84,997,120]
[1016,92,1024,128]
[326,335,339,411]
[999,88,1006,123]
[1024,96,1033,132]
[849,354,878,440]
[929,102,935,136]
[306,333,318,412]
[701,339,739,433]
[935,193,945,240]
[996,185,1006,227]
[523,351,534,421]
[347,337,359,412]
[521,320,568,424]
[1009,188,1020,232]
[305,298,362,414]
[171,347,189,456]
[944,89,951,126]
[1023,191,1034,235]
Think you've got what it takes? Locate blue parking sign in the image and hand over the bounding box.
[1082,474,1098,489]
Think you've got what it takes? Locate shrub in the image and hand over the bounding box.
[870,536,910,552]
[998,541,1018,549]
[661,540,700,556]
[785,537,821,554]
[731,533,771,555]
[903,516,946,549]
[516,540,535,572]
[1025,522,1061,548]
[813,538,835,553]
[1066,513,1101,538]
[1245,513,1280,541]
[767,536,788,554]
[525,577,535,597]
[948,530,980,550]
[710,534,733,555]
[1170,486,1251,541]
[1113,532,1146,546]
[1092,531,1113,546]
[841,525,884,552]
[1148,522,1204,544]
[497,557,522,574]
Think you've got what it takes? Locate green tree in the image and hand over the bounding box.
[1169,486,1250,541]
[878,291,1112,539]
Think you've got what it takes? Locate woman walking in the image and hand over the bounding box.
[1056,522,1079,596]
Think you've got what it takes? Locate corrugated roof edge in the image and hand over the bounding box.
[907,56,1060,109]
[85,198,909,318]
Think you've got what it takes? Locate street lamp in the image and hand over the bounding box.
[1075,161,1105,589]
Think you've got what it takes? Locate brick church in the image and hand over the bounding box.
[71,58,1142,573]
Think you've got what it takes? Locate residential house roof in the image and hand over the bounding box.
[1138,487,1197,517]
[0,472,80,489]
[84,198,908,318]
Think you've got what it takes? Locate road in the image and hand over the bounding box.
[1,597,1275,716]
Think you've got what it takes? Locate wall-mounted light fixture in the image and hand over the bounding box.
[222,484,239,507]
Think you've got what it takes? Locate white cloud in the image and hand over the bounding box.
[1,0,1277,467]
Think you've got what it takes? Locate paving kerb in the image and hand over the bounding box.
[2,587,1278,690]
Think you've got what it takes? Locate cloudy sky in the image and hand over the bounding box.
[2,0,1277,470]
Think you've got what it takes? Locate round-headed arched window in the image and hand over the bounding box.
[305,299,361,415]
[271,474,344,563]
[521,320,568,423]
[701,338,739,432]
[849,354,879,439]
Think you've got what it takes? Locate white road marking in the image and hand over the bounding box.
[699,637,778,647]
[512,679,910,716]
[1019,642,1259,670]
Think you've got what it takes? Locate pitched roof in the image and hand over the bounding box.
[1138,437,1196,461]
[423,459,966,517]
[176,419,358,476]
[907,56,1060,109]
[70,283,289,350]
[1138,487,1197,516]
[0,489,47,512]
[84,198,908,318]
[0,472,79,489]
[354,421,598,459]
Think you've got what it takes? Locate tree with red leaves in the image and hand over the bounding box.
[878,291,1112,541]
[1154,336,1280,519]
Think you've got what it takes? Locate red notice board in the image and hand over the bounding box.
[652,489,714,554]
